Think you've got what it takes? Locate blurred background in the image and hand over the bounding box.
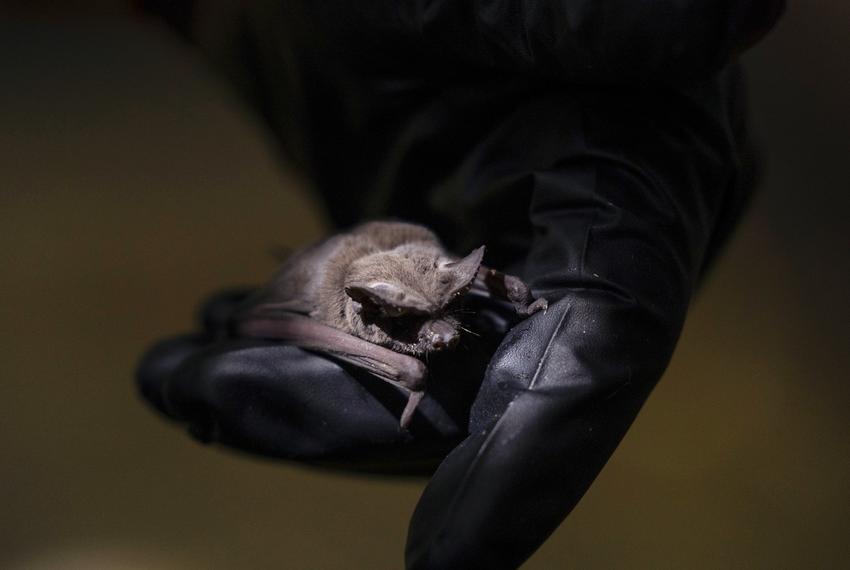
[1,2,847,568]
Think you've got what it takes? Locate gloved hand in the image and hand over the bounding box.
[403,67,760,567]
[138,1,783,568]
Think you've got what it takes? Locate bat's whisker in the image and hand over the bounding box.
[449,309,477,316]
[458,325,480,337]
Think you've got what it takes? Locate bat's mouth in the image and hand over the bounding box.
[420,318,460,352]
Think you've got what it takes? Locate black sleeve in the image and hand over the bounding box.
[305,0,785,83]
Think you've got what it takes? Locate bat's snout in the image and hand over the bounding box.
[425,319,459,351]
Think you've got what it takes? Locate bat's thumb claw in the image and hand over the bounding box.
[400,390,425,430]
[530,297,549,314]
[514,297,548,317]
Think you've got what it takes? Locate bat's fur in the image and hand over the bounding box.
[256,221,482,355]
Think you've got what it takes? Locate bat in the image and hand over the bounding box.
[232,221,547,428]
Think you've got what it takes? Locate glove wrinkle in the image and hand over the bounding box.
[527,303,572,390]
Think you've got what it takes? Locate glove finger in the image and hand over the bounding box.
[136,333,209,418]
[137,287,256,419]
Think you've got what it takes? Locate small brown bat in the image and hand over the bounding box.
[233,221,547,428]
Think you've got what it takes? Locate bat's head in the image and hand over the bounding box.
[343,244,485,355]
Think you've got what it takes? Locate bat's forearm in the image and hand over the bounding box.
[236,312,426,389]
[234,311,427,428]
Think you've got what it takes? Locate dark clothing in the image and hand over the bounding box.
[138,2,784,568]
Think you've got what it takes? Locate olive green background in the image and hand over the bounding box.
[1,3,848,568]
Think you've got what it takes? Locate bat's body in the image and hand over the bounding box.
[234,221,546,428]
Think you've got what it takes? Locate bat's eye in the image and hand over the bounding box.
[382,306,407,317]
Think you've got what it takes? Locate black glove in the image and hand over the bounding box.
[139,1,782,568]
[403,66,763,567]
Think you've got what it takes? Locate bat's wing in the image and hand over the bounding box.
[241,299,315,316]
[234,309,427,429]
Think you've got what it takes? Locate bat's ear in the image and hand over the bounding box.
[345,282,431,315]
[444,245,485,295]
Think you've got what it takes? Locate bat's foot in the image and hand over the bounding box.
[501,275,547,316]
[522,297,548,315]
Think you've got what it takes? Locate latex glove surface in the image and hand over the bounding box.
[138,1,782,567]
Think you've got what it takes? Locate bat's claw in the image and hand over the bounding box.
[511,296,548,316]
[526,297,548,315]
[400,390,425,430]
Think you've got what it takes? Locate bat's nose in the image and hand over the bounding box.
[428,320,459,350]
